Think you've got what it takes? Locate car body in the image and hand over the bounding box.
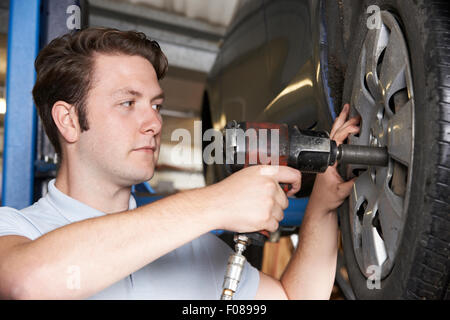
[203,0,336,194]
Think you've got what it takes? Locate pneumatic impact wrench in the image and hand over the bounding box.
[220,120,389,300]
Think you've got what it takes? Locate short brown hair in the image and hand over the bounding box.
[32,27,168,157]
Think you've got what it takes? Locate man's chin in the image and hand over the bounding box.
[119,168,155,187]
[133,171,155,185]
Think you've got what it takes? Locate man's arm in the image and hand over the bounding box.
[254,202,340,300]
[279,202,341,299]
[0,189,215,299]
[255,104,360,300]
[0,165,300,299]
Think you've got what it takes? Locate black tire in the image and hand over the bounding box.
[339,0,450,299]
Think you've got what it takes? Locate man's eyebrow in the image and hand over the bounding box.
[152,92,165,101]
[111,88,164,101]
[111,88,143,98]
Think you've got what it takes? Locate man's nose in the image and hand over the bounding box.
[139,106,162,135]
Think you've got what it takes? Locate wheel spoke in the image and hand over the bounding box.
[350,52,377,146]
[353,170,378,206]
[364,23,390,101]
[350,171,383,272]
[361,200,387,271]
[374,166,388,188]
[349,171,377,250]
[379,22,408,104]
[387,99,413,166]
[377,182,404,261]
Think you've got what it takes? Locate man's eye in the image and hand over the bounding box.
[121,101,135,107]
[152,104,163,112]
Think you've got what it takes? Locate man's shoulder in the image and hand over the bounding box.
[0,204,39,224]
[0,196,67,239]
[0,206,28,225]
[0,204,39,239]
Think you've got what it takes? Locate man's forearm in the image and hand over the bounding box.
[280,201,339,300]
[4,188,216,299]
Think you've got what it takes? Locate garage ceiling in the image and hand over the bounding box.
[123,0,241,27]
[90,0,238,73]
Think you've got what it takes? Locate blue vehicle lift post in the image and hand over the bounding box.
[2,0,89,209]
[2,0,41,209]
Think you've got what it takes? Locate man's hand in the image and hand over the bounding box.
[206,165,301,233]
[309,103,361,213]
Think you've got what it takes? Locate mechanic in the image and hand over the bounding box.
[0,28,360,299]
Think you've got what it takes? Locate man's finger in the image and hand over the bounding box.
[265,218,279,233]
[275,184,290,209]
[330,104,350,137]
[272,205,285,222]
[286,186,299,197]
[331,110,361,140]
[338,116,361,133]
[337,178,356,199]
[260,166,302,194]
[334,125,360,145]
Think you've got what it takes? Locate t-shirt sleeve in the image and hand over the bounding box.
[0,207,34,239]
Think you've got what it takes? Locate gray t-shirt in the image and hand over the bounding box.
[0,179,259,299]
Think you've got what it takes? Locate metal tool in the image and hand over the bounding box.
[220,120,389,300]
[220,234,249,300]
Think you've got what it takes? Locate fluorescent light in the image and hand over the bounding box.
[0,98,6,114]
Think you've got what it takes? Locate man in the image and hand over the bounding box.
[0,28,360,299]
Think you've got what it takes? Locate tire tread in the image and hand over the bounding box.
[406,0,450,300]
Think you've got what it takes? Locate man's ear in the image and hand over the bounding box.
[51,101,80,143]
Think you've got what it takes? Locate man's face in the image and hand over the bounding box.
[77,53,164,186]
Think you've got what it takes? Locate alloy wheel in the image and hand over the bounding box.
[347,11,415,280]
